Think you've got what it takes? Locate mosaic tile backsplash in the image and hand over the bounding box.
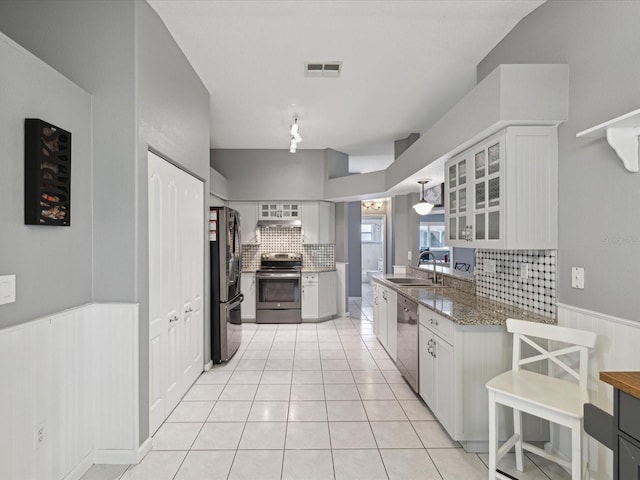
[475,249,556,319]
[241,227,335,271]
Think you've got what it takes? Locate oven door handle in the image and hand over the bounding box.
[256,272,301,278]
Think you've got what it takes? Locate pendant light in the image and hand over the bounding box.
[412,179,434,215]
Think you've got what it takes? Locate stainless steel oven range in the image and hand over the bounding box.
[256,253,302,324]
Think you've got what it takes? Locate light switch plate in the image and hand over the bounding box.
[571,267,585,289]
[484,259,497,274]
[520,263,529,279]
[0,274,16,305]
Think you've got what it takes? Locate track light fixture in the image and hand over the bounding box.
[289,117,302,153]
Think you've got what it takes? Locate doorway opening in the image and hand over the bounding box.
[360,199,388,304]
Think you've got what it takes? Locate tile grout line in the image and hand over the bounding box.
[225,324,261,480]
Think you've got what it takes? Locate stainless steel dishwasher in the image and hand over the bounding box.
[396,293,419,392]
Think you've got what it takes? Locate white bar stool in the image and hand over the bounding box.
[486,318,596,480]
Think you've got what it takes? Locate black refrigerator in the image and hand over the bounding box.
[210,206,243,363]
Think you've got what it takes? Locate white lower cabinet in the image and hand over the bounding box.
[373,283,381,338]
[301,273,319,320]
[241,272,256,320]
[419,322,454,434]
[417,305,547,451]
[385,287,397,360]
[318,271,337,319]
[373,282,397,359]
[302,271,337,320]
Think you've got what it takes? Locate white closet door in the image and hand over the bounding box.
[148,151,204,434]
[148,158,165,434]
[179,167,204,388]
[164,167,183,416]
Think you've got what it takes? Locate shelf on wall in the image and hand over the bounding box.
[576,108,640,173]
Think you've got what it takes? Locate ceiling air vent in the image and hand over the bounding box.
[304,61,342,78]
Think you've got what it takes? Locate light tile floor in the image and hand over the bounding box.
[82,284,570,480]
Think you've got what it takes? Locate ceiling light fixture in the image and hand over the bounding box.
[289,117,302,153]
[412,180,434,215]
[362,200,383,211]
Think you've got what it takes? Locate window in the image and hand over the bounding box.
[420,223,446,248]
[361,224,373,242]
[419,221,450,265]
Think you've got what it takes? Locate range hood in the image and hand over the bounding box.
[257,219,302,228]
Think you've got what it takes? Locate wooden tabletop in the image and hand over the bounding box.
[600,371,640,400]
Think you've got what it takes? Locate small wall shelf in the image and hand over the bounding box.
[576,108,640,173]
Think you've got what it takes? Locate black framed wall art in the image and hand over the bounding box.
[24,119,71,226]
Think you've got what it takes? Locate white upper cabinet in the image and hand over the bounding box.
[258,202,301,220]
[232,200,335,244]
[445,126,558,249]
[301,201,335,244]
[229,201,259,244]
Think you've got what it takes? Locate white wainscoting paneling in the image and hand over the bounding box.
[555,303,640,480]
[91,304,139,452]
[0,303,140,480]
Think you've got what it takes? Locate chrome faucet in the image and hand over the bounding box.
[417,250,439,285]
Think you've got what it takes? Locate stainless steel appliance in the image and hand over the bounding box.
[210,207,243,363]
[256,253,302,324]
[396,293,419,392]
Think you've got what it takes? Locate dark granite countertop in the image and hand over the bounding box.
[241,269,336,273]
[373,274,555,327]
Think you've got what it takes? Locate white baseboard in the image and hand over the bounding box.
[62,453,93,480]
[93,437,153,465]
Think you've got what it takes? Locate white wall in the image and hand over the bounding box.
[0,0,138,303]
[0,32,93,328]
[210,167,230,201]
[0,0,211,445]
[134,1,211,442]
[211,149,326,200]
[478,0,640,322]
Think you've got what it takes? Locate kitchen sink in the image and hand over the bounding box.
[386,277,446,287]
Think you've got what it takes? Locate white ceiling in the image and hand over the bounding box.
[148,0,544,162]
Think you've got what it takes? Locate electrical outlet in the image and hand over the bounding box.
[520,263,529,279]
[571,267,585,289]
[484,259,496,274]
[33,423,45,450]
[0,274,16,305]
[407,251,412,261]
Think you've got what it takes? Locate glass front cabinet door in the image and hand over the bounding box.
[472,134,504,246]
[445,131,505,248]
[444,127,558,250]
